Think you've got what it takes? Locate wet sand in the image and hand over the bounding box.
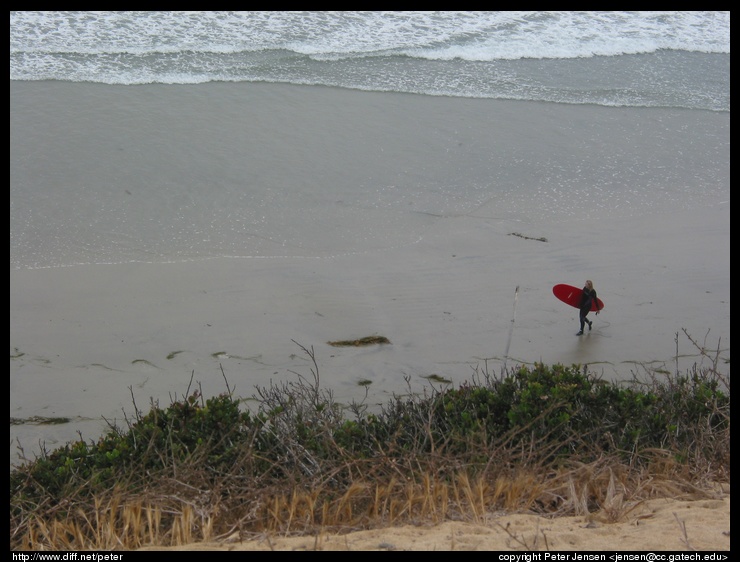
[10,82,730,467]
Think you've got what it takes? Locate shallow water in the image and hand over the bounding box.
[10,82,729,270]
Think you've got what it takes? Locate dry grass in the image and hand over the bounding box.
[12,462,722,551]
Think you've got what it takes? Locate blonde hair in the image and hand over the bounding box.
[586,280,594,290]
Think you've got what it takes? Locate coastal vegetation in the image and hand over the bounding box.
[10,331,729,550]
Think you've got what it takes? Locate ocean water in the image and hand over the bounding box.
[10,11,730,270]
[10,11,730,109]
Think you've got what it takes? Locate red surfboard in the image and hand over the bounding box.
[553,284,604,312]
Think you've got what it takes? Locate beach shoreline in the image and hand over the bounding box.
[10,82,730,468]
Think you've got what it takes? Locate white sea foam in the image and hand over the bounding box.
[10,12,730,111]
[10,12,730,59]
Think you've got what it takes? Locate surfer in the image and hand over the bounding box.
[577,280,600,335]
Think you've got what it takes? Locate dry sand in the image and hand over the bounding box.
[139,493,730,552]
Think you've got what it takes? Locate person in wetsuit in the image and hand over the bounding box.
[577,279,600,335]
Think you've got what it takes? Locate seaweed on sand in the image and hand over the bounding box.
[327,335,391,347]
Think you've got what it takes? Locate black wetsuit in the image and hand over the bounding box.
[579,287,599,333]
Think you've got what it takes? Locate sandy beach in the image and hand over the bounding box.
[10,207,730,469]
[10,82,730,474]
[10,76,730,551]
[138,493,730,551]
[9,78,731,562]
